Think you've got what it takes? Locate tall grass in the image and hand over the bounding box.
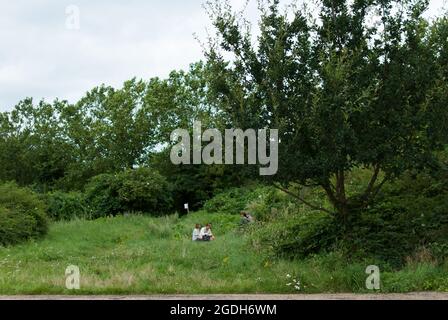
[0,214,446,294]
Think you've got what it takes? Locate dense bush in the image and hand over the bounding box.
[84,173,122,219]
[246,187,292,221]
[0,182,48,246]
[249,169,448,267]
[202,186,270,214]
[85,168,174,218]
[45,191,90,221]
[250,208,338,259]
[343,170,448,267]
[150,149,249,212]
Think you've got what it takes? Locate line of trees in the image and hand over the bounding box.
[0,63,219,191]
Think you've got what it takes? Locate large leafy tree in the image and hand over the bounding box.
[147,62,224,145]
[205,0,448,220]
[0,99,74,190]
[62,79,156,173]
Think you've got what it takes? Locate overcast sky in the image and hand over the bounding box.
[0,0,446,111]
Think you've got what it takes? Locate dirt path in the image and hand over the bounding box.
[1,293,447,300]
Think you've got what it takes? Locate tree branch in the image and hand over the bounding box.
[361,164,381,201]
[321,180,338,208]
[274,183,334,215]
[336,170,347,204]
[370,177,388,200]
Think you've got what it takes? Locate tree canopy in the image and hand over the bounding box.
[204,0,448,218]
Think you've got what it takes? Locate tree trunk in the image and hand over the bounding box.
[322,171,349,223]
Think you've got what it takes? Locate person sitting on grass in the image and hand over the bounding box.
[240,211,255,225]
[199,223,215,241]
[192,224,202,241]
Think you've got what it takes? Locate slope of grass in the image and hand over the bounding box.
[0,214,297,294]
[0,212,447,295]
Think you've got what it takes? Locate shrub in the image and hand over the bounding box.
[278,211,337,259]
[203,186,270,214]
[341,205,420,267]
[85,168,174,218]
[246,187,291,221]
[248,168,448,266]
[341,170,448,267]
[117,168,173,214]
[84,173,121,219]
[0,182,48,246]
[250,208,338,259]
[45,191,90,221]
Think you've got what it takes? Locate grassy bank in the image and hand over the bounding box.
[0,213,447,295]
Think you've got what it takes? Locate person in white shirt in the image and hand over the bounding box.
[199,224,215,241]
[192,224,202,241]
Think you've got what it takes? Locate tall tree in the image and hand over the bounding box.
[0,99,73,190]
[205,0,448,220]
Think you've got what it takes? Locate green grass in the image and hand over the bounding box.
[0,212,447,295]
[0,214,297,294]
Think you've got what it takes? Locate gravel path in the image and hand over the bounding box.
[0,293,447,300]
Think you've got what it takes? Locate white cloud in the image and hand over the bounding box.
[0,0,211,110]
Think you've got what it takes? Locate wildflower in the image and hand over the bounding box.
[285,274,302,291]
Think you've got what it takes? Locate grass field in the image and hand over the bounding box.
[0,213,299,294]
[0,212,447,295]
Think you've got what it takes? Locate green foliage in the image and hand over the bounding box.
[0,215,293,294]
[0,182,48,246]
[0,62,217,192]
[251,208,338,260]
[84,173,121,219]
[117,168,174,214]
[277,211,337,259]
[85,168,174,218]
[205,0,448,216]
[246,187,291,221]
[0,100,74,189]
[202,186,269,214]
[150,149,246,212]
[173,210,241,239]
[0,202,446,294]
[343,170,448,267]
[0,0,446,295]
[147,214,180,239]
[45,191,90,221]
[248,165,448,266]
